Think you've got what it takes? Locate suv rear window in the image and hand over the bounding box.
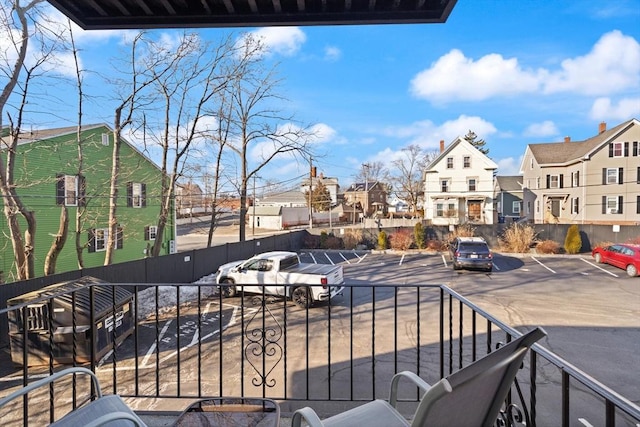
[459,242,489,251]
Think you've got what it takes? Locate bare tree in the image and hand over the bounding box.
[354,161,389,184]
[145,33,239,257]
[104,32,183,265]
[389,145,434,216]
[225,34,314,242]
[0,0,62,280]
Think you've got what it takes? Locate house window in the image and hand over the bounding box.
[88,227,123,252]
[463,156,471,168]
[572,171,579,187]
[530,158,534,169]
[536,200,540,213]
[606,168,618,184]
[496,201,502,214]
[512,201,520,214]
[536,177,540,189]
[145,225,158,240]
[101,133,109,146]
[606,196,619,214]
[526,201,531,215]
[448,203,456,216]
[127,182,146,208]
[571,197,579,214]
[446,157,454,169]
[436,203,444,217]
[440,179,450,192]
[549,175,560,189]
[56,174,85,207]
[468,178,477,192]
[611,142,623,157]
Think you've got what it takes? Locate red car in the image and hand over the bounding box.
[592,244,640,277]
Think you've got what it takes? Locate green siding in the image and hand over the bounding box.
[0,125,174,282]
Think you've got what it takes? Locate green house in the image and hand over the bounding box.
[0,124,175,282]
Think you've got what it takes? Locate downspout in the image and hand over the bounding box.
[581,159,586,225]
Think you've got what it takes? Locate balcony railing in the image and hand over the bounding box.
[1,282,638,426]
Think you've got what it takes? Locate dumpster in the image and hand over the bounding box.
[7,276,134,366]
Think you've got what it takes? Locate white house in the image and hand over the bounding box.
[424,138,498,225]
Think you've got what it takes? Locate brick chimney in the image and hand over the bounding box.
[599,122,607,134]
[439,140,445,152]
[564,136,571,143]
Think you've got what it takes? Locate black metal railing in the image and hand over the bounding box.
[0,282,638,426]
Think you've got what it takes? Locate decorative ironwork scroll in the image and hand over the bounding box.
[244,296,283,388]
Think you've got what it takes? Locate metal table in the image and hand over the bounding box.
[173,397,280,427]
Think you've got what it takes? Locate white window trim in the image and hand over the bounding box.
[512,201,520,214]
[440,179,450,193]
[468,178,477,192]
[606,196,619,214]
[95,228,109,252]
[463,156,471,168]
[446,157,454,169]
[549,175,560,189]
[612,142,624,157]
[572,172,579,187]
[65,175,78,207]
[606,168,618,184]
[149,225,158,240]
[132,182,143,208]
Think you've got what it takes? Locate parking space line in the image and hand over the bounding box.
[325,253,335,265]
[309,252,317,264]
[581,258,618,277]
[531,256,556,274]
[578,418,594,427]
[441,254,448,268]
[357,253,367,263]
[141,319,173,367]
[399,254,405,265]
[339,253,351,264]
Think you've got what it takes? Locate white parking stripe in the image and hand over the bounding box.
[441,253,448,267]
[399,254,405,265]
[325,253,335,265]
[581,257,618,277]
[309,252,317,263]
[578,418,594,427]
[340,253,351,264]
[357,253,367,263]
[141,319,173,367]
[531,256,556,274]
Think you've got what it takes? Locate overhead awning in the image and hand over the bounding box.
[47,0,458,30]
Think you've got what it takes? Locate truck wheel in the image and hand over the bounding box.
[292,286,311,309]
[220,279,237,298]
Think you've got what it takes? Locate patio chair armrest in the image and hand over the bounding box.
[0,367,102,409]
[388,371,432,407]
[84,411,146,427]
[292,406,325,427]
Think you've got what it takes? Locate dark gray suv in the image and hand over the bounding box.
[449,237,493,272]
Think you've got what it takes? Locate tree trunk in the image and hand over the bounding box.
[44,206,69,275]
[105,121,122,265]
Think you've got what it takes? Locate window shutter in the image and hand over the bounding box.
[618,168,624,185]
[633,141,638,157]
[144,226,150,240]
[602,169,606,185]
[576,197,579,214]
[141,183,147,207]
[618,196,623,214]
[602,196,606,214]
[624,142,629,157]
[78,174,86,207]
[56,174,65,205]
[88,229,96,253]
[116,226,124,249]
[608,143,613,157]
[559,174,564,188]
[576,171,580,187]
[637,195,640,214]
[126,182,133,207]
[546,175,550,189]
[637,167,640,183]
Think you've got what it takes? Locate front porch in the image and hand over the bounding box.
[1,282,638,426]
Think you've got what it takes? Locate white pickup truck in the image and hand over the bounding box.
[215,251,344,308]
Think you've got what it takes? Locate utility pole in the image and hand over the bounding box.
[309,156,313,229]
[363,163,370,226]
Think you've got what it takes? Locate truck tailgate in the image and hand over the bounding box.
[288,263,343,283]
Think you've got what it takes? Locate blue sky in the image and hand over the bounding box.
[9,0,640,193]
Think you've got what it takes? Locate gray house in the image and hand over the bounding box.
[494,176,523,223]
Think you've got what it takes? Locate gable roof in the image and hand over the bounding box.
[495,176,522,192]
[259,190,307,205]
[426,137,498,172]
[526,118,638,166]
[345,181,385,192]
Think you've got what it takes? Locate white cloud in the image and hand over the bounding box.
[410,31,640,103]
[409,49,542,102]
[324,46,341,62]
[523,121,560,138]
[543,30,640,95]
[589,97,640,121]
[496,157,523,176]
[247,27,306,57]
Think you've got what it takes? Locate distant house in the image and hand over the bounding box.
[494,176,523,223]
[0,124,174,281]
[424,138,498,225]
[258,190,308,208]
[176,182,204,215]
[387,196,409,213]
[300,173,340,206]
[343,181,387,218]
[520,119,640,224]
